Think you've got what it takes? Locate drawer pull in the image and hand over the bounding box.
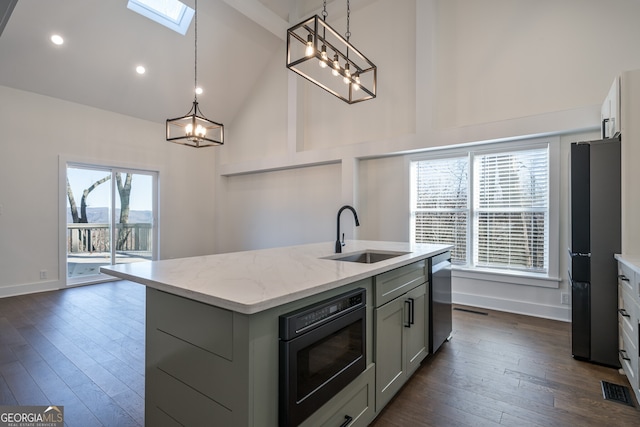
[404,300,412,328]
[619,349,631,361]
[404,298,416,328]
[339,415,353,427]
[619,308,631,318]
[618,274,630,282]
[409,297,415,326]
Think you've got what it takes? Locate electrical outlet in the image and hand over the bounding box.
[40,270,47,280]
[561,292,569,305]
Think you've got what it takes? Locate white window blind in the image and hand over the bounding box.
[411,157,469,264]
[411,143,550,275]
[473,148,549,273]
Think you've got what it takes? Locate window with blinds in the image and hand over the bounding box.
[473,148,549,273]
[410,144,550,275]
[411,156,469,264]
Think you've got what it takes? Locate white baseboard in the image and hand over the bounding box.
[0,276,118,298]
[453,291,571,322]
[0,279,65,298]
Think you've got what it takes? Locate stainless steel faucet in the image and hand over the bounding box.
[335,205,360,253]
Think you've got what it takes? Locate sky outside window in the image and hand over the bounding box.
[67,168,152,212]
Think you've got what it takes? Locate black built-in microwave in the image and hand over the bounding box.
[279,288,366,426]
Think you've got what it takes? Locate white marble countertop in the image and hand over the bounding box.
[615,254,640,273]
[100,240,451,314]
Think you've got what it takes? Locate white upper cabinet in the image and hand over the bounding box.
[602,77,621,139]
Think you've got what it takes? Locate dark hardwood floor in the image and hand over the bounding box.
[372,306,640,427]
[0,281,145,427]
[1,281,638,426]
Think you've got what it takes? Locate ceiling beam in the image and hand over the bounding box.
[0,0,18,37]
[221,0,289,41]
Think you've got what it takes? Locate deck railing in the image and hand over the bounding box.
[67,223,152,253]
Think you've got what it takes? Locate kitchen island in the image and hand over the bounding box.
[101,240,451,426]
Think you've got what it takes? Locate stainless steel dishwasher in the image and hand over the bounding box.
[429,251,452,353]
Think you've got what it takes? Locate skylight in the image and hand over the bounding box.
[127,0,194,35]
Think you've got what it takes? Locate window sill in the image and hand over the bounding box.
[452,266,561,289]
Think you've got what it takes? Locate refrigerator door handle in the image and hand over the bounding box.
[569,251,591,257]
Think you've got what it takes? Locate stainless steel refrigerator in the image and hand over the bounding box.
[568,137,620,368]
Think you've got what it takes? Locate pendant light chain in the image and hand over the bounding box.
[345,0,351,42]
[322,0,328,21]
[193,0,198,103]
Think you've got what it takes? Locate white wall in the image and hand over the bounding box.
[357,155,410,243]
[0,86,217,296]
[214,0,640,320]
[620,69,640,256]
[434,0,640,129]
[216,163,343,253]
[219,49,289,166]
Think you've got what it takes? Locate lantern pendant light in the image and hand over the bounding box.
[166,0,224,147]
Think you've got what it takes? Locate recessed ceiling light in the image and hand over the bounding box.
[136,65,146,74]
[195,87,203,95]
[50,34,64,45]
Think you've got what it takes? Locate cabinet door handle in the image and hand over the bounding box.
[620,349,631,361]
[618,274,630,282]
[619,308,631,318]
[602,118,610,139]
[404,300,411,328]
[409,297,415,325]
[339,415,353,427]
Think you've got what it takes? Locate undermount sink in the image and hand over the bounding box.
[324,250,410,264]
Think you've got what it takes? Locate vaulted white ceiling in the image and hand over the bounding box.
[0,0,337,126]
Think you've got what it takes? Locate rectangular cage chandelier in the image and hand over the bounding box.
[286,4,376,104]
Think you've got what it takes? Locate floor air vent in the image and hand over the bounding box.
[601,381,635,407]
[453,307,488,316]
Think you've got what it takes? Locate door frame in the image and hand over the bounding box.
[59,155,159,286]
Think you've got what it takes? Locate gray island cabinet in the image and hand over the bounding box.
[373,260,429,412]
[100,240,451,427]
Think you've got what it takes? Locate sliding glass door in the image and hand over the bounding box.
[66,164,157,284]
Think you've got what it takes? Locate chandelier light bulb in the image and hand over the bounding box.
[185,123,193,136]
[332,53,340,76]
[195,87,203,95]
[319,45,328,68]
[343,63,351,84]
[195,124,206,137]
[353,74,361,91]
[305,34,314,57]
